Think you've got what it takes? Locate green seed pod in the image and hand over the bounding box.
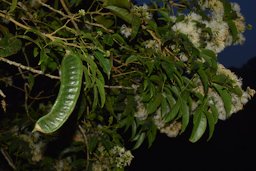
[33,51,83,134]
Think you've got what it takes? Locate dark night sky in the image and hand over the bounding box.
[135,0,256,68]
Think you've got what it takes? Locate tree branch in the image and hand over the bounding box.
[0,57,60,80]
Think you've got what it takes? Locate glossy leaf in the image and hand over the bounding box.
[146,93,163,115]
[164,98,181,122]
[161,98,170,116]
[227,20,239,41]
[83,66,92,90]
[210,104,219,124]
[92,84,99,110]
[94,51,111,78]
[147,125,157,148]
[197,67,208,94]
[130,16,141,40]
[213,84,232,116]
[205,111,215,141]
[132,132,145,150]
[105,6,133,24]
[180,98,190,133]
[96,78,106,108]
[125,55,138,64]
[189,112,207,143]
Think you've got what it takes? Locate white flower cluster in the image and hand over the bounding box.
[145,39,160,50]
[193,64,255,120]
[153,108,182,137]
[109,146,134,168]
[131,4,152,22]
[92,145,133,170]
[19,132,45,162]
[134,95,148,120]
[215,64,255,119]
[172,0,245,54]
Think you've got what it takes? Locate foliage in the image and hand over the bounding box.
[0,0,255,170]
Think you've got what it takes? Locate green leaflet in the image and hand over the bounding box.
[96,78,106,108]
[164,98,181,123]
[105,6,133,24]
[9,0,18,12]
[180,97,190,133]
[94,51,111,78]
[0,33,22,57]
[83,66,93,90]
[132,132,146,150]
[189,112,207,143]
[104,0,131,9]
[205,111,215,141]
[131,120,137,140]
[213,84,232,116]
[147,124,157,148]
[146,93,163,115]
[161,98,170,116]
[102,34,114,46]
[197,67,208,94]
[227,20,239,41]
[92,85,99,110]
[130,16,141,40]
[33,51,83,134]
[125,55,138,64]
[95,16,114,29]
[200,49,218,73]
[210,104,219,124]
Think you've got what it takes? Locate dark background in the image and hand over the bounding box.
[130,1,256,170]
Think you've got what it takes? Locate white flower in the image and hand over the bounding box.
[145,40,160,49]
[153,108,166,129]
[172,18,201,48]
[179,53,188,62]
[110,146,134,168]
[160,121,182,138]
[204,19,230,53]
[134,95,148,120]
[120,24,132,38]
[78,9,85,16]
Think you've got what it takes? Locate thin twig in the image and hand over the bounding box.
[0,57,60,79]
[112,71,137,78]
[78,125,90,171]
[1,148,17,170]
[38,0,67,17]
[84,20,114,33]
[0,12,31,30]
[60,0,79,31]
[104,85,134,90]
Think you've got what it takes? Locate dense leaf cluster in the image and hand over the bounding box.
[0,0,254,170]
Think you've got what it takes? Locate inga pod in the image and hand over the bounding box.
[33,51,83,134]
